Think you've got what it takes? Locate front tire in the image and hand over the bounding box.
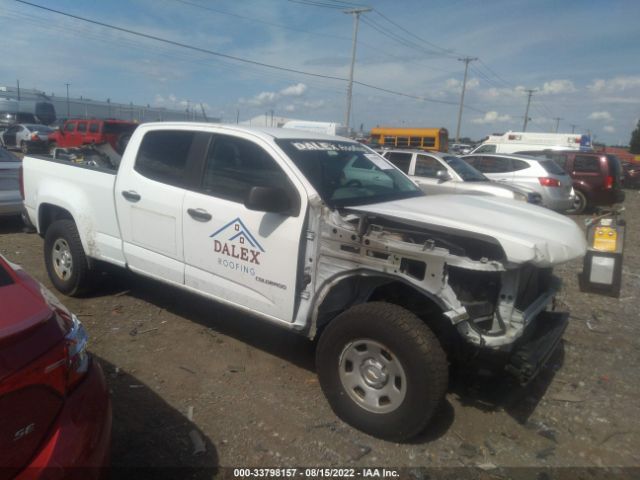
[316,302,448,441]
[20,141,29,154]
[44,219,92,296]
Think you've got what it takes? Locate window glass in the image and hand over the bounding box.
[409,137,422,147]
[383,152,412,173]
[202,135,289,203]
[89,122,99,133]
[351,156,372,169]
[511,159,530,171]
[573,155,600,173]
[539,159,566,175]
[414,155,441,178]
[134,130,195,186]
[474,156,512,173]
[64,122,76,132]
[443,156,486,182]
[396,136,410,147]
[276,139,421,208]
[422,137,436,148]
[475,144,497,153]
[77,122,87,133]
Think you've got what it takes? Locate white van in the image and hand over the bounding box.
[282,120,348,137]
[470,131,591,154]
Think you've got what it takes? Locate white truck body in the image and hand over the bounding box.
[22,123,586,440]
[471,131,592,154]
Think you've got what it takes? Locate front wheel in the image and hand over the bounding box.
[20,141,29,154]
[316,302,448,441]
[44,219,92,296]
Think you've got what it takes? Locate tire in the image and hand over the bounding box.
[44,219,92,296]
[20,141,29,154]
[316,302,448,441]
[569,190,588,214]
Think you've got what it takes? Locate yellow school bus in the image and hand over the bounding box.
[370,127,449,152]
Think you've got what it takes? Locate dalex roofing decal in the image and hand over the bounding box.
[210,217,264,265]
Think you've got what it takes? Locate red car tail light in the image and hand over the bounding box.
[64,315,90,390]
[30,133,40,141]
[538,177,561,187]
[604,175,614,189]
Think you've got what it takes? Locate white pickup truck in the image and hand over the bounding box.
[22,123,586,440]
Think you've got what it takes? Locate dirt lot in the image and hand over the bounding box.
[1,190,639,477]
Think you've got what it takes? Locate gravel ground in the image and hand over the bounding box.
[1,188,638,478]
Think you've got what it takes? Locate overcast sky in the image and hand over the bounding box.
[1,0,639,143]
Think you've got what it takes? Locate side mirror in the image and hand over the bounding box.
[244,186,291,214]
[436,170,451,182]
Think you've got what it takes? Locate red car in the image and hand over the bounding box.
[0,255,111,480]
[48,119,137,154]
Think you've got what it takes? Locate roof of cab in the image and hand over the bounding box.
[138,122,352,142]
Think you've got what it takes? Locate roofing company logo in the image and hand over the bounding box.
[210,217,264,265]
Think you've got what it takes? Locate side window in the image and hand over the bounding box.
[511,159,529,171]
[134,130,195,186]
[64,122,76,133]
[475,144,497,154]
[573,155,600,173]
[479,156,512,173]
[77,122,87,133]
[202,135,290,204]
[384,152,412,174]
[89,122,99,133]
[414,155,441,178]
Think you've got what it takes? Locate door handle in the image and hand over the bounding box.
[121,190,141,202]
[187,208,212,222]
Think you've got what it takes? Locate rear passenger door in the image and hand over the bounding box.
[115,128,199,284]
[182,132,308,322]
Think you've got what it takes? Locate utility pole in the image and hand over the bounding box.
[16,80,20,101]
[553,117,563,133]
[522,88,536,131]
[570,124,578,134]
[343,7,371,132]
[65,83,71,118]
[455,56,477,143]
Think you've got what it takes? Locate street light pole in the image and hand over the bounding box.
[344,7,371,132]
[65,83,71,118]
[455,56,477,143]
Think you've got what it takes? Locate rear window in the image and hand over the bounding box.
[574,155,600,173]
[134,130,195,186]
[539,160,566,175]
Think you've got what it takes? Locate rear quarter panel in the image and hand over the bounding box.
[22,156,126,266]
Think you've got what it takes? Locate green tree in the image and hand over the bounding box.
[630,119,640,154]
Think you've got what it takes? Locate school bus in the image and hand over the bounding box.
[370,127,449,152]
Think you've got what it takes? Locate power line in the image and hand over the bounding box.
[13,0,487,113]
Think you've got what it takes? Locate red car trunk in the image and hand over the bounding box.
[0,261,69,479]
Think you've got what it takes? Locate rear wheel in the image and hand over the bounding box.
[20,141,29,154]
[316,302,448,441]
[48,142,57,155]
[44,219,92,296]
[570,190,588,214]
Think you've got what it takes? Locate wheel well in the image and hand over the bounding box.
[38,204,74,236]
[315,276,457,349]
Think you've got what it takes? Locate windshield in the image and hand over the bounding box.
[275,139,423,208]
[442,155,487,181]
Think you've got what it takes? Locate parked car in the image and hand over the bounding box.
[462,153,575,212]
[0,123,54,153]
[48,118,138,154]
[0,147,22,218]
[23,123,585,440]
[0,254,111,479]
[622,161,640,189]
[379,149,542,204]
[516,150,626,213]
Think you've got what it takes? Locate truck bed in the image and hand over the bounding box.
[22,154,126,267]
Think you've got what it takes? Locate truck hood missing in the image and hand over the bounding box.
[347,195,586,267]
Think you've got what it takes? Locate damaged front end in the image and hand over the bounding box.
[309,204,580,383]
